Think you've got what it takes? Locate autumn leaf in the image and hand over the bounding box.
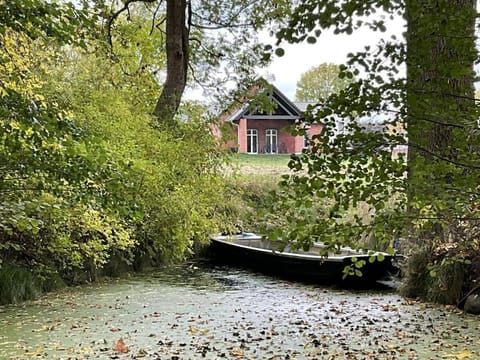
[113,337,129,353]
[381,304,398,312]
[443,350,472,359]
[27,347,45,356]
[187,325,209,335]
[230,348,244,357]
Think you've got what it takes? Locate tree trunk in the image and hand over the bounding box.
[153,0,189,128]
[406,0,476,228]
[404,0,477,301]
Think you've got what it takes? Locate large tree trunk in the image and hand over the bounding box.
[153,0,189,127]
[404,0,477,301]
[406,0,476,224]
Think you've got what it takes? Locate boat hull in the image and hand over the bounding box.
[209,234,398,285]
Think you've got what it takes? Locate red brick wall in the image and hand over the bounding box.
[216,118,324,154]
[307,124,323,139]
[247,119,295,153]
[238,118,247,153]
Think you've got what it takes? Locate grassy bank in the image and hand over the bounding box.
[233,153,291,167]
[229,154,293,178]
[223,154,294,234]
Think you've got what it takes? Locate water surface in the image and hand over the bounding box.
[0,263,478,359]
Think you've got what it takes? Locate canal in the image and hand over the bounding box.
[0,263,478,359]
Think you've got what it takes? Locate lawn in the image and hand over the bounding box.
[230,153,293,178]
[234,153,292,167]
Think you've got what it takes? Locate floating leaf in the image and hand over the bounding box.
[443,350,472,359]
[231,348,244,357]
[113,337,129,353]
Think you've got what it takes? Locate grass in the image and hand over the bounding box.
[233,153,292,167]
[0,263,40,304]
[229,154,293,178]
[219,154,294,233]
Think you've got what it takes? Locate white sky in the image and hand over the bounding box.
[259,26,403,100]
[259,22,406,100]
[185,17,406,103]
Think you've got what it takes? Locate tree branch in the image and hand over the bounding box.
[190,0,257,30]
[383,108,467,129]
[190,22,255,30]
[149,0,166,36]
[107,0,157,53]
[408,142,480,170]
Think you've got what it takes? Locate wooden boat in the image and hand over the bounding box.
[209,232,400,285]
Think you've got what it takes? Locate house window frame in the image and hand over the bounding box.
[265,128,278,154]
[247,128,258,154]
[303,133,310,148]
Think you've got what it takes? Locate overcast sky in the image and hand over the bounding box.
[259,20,406,100]
[185,17,406,103]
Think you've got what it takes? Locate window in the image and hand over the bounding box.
[265,129,278,154]
[247,129,258,153]
[303,134,310,148]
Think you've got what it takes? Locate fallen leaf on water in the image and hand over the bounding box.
[78,347,93,354]
[381,304,398,312]
[26,346,45,356]
[230,348,244,357]
[113,337,129,353]
[136,348,148,357]
[188,325,210,335]
[443,350,472,359]
[38,325,55,331]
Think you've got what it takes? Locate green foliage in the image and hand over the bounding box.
[295,63,355,103]
[0,29,139,284]
[0,0,93,46]
[0,2,240,302]
[48,39,230,266]
[0,263,40,304]
[271,0,480,301]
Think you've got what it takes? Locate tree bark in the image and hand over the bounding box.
[403,0,477,301]
[406,0,476,237]
[153,0,189,128]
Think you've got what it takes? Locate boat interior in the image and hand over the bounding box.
[219,234,365,257]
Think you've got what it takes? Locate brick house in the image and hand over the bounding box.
[217,81,322,154]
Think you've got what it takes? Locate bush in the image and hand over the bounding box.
[0,263,40,304]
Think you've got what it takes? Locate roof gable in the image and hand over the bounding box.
[226,80,301,122]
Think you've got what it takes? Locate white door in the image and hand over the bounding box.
[247,129,258,153]
[265,129,278,153]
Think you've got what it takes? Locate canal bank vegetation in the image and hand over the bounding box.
[0,5,240,304]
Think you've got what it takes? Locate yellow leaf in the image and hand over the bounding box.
[188,326,199,334]
[456,351,472,359]
[187,325,209,335]
[27,347,45,356]
[443,350,472,359]
[230,348,244,357]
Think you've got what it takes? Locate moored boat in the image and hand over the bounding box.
[209,232,400,285]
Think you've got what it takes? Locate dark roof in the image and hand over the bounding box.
[226,80,301,122]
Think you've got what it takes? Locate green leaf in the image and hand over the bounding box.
[275,47,285,57]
